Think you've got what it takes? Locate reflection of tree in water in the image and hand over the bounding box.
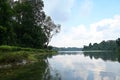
[0,59,51,80]
[100,71,116,80]
[0,54,61,80]
[83,51,120,62]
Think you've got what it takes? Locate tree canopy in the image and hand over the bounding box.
[83,40,118,51]
[0,0,61,49]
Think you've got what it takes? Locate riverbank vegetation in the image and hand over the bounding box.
[0,45,55,80]
[0,0,60,65]
[0,45,56,65]
[83,38,120,51]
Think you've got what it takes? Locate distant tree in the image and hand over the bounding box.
[116,38,120,47]
[89,43,92,49]
[83,45,89,50]
[83,40,117,51]
[91,43,98,50]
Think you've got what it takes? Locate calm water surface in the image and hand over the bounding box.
[1,51,120,80]
[48,51,120,80]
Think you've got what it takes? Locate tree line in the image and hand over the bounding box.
[83,38,120,51]
[53,47,82,51]
[0,0,60,49]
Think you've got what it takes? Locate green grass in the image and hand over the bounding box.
[0,45,46,52]
[0,45,56,65]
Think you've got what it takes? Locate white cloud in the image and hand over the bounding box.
[44,0,93,22]
[44,0,75,22]
[79,0,93,17]
[50,15,120,47]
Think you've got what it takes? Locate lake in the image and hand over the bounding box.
[1,51,120,80]
[47,51,120,80]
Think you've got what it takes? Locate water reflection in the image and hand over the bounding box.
[0,55,55,80]
[87,70,94,80]
[83,51,120,62]
[100,71,116,80]
[58,51,120,62]
[0,60,50,80]
[1,51,120,80]
[48,51,120,80]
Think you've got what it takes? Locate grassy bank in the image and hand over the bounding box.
[0,45,56,80]
[0,45,56,65]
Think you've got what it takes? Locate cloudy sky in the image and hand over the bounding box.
[44,0,120,48]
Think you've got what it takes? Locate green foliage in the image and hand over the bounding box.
[0,0,13,27]
[0,0,60,49]
[13,1,37,48]
[0,0,16,46]
[83,38,120,52]
[0,26,7,45]
[83,40,117,51]
[116,38,120,46]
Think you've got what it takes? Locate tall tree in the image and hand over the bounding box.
[14,1,36,47]
[0,0,15,45]
[43,16,61,46]
[0,0,12,26]
[13,1,48,48]
[0,0,61,48]
[32,0,45,26]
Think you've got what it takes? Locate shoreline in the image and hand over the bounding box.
[0,45,56,68]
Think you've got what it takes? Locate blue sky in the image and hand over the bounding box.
[44,0,120,47]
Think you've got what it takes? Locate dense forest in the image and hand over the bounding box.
[83,38,120,51]
[0,0,60,49]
